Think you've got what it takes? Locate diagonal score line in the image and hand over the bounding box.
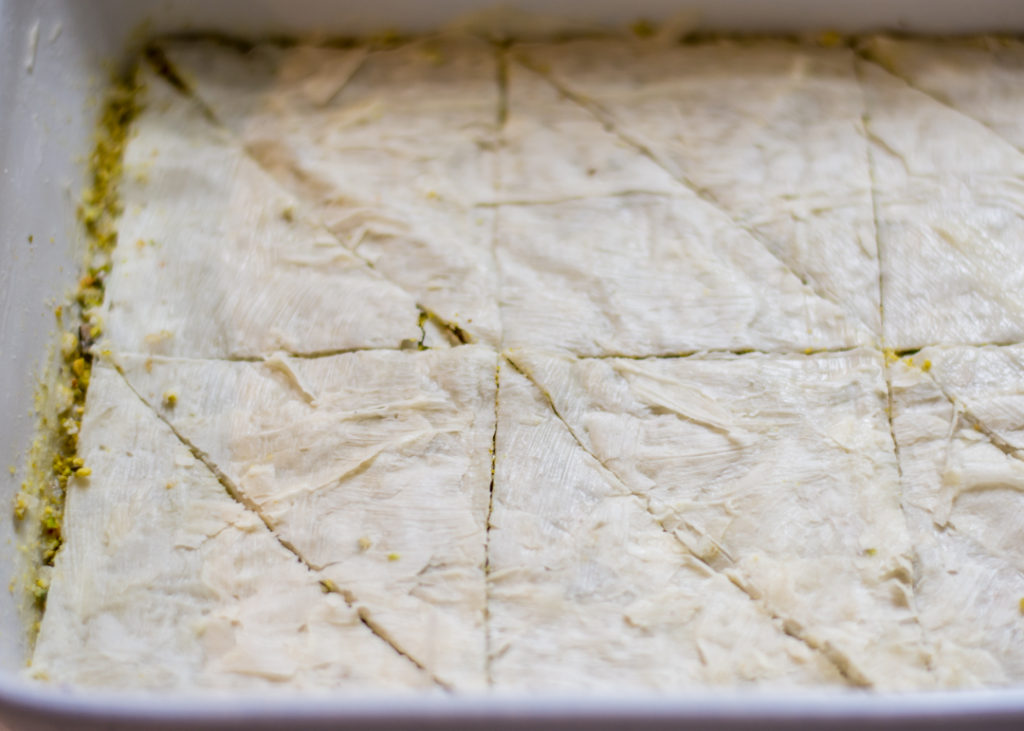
[854,50,1024,159]
[147,50,463,354]
[511,51,881,340]
[109,359,450,691]
[502,353,868,688]
[892,361,1024,588]
[918,363,1024,464]
[143,47,483,349]
[112,362,312,566]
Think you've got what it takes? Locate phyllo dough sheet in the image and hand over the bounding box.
[163,38,502,346]
[505,348,932,688]
[102,67,422,359]
[114,347,498,690]
[890,355,1024,686]
[859,60,1024,350]
[496,52,871,355]
[863,36,1024,151]
[31,33,1024,694]
[489,364,843,689]
[515,40,882,336]
[32,364,432,690]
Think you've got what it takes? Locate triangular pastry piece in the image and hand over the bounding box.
[863,36,1024,150]
[163,38,502,345]
[32,362,430,690]
[101,68,421,358]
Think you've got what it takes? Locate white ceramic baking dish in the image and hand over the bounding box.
[4,1,1024,728]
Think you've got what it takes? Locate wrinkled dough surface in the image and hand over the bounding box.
[912,344,1024,453]
[115,347,497,690]
[498,62,683,202]
[517,40,881,334]
[497,45,870,355]
[890,358,1024,686]
[164,39,502,346]
[37,36,1024,693]
[102,69,421,358]
[497,194,871,355]
[863,36,1024,150]
[861,61,1024,349]
[489,365,842,689]
[509,348,932,688]
[32,363,430,690]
